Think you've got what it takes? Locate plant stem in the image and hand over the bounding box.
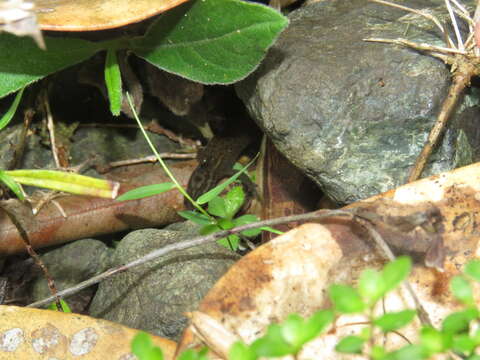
[126,92,210,217]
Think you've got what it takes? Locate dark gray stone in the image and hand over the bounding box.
[237,0,477,204]
[31,239,113,311]
[88,223,238,340]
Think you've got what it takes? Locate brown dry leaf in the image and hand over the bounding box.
[0,305,176,359]
[35,0,189,31]
[177,162,480,359]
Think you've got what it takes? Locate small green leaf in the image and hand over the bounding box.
[132,0,289,84]
[329,285,365,313]
[199,224,221,235]
[217,234,239,250]
[234,214,261,237]
[420,327,451,355]
[0,87,24,131]
[452,334,476,355]
[116,183,176,201]
[373,310,416,332]
[358,268,385,305]
[217,218,235,230]
[196,157,256,204]
[371,345,387,360]
[48,299,72,313]
[5,169,118,198]
[104,48,122,116]
[381,256,411,293]
[0,170,24,200]
[178,211,212,225]
[383,344,423,360]
[229,341,257,360]
[450,276,474,306]
[464,260,480,282]
[251,324,294,357]
[335,335,364,354]
[282,310,333,350]
[0,33,102,98]
[224,186,245,218]
[207,196,227,218]
[442,308,478,334]
[131,332,164,360]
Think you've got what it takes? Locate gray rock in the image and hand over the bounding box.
[31,239,113,311]
[236,0,477,204]
[89,223,238,340]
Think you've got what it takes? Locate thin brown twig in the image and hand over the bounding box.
[26,208,432,327]
[0,203,62,311]
[408,60,477,181]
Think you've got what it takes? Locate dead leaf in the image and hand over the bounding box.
[0,305,176,359]
[177,162,480,359]
[35,0,190,31]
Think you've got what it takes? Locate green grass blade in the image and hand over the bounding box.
[5,170,119,198]
[116,183,176,201]
[0,87,24,131]
[104,48,122,116]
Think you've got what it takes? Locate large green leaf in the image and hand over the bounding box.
[132,0,288,84]
[0,33,101,98]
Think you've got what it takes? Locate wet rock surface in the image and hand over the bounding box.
[237,0,478,204]
[89,222,239,340]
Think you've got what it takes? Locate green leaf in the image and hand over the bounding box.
[420,327,450,355]
[132,0,288,84]
[450,276,474,306]
[178,211,213,225]
[229,341,257,360]
[207,196,227,218]
[335,335,364,354]
[0,33,101,98]
[104,48,122,116]
[217,234,239,250]
[5,169,118,198]
[381,256,411,293]
[441,308,478,334]
[131,332,164,360]
[116,183,176,201]
[383,344,423,360]
[217,218,235,230]
[371,345,387,360]
[196,156,256,205]
[0,170,24,200]
[234,214,261,237]
[465,260,480,282]
[200,224,221,235]
[224,186,245,219]
[373,310,416,332]
[48,299,72,313]
[251,324,294,357]
[358,268,385,305]
[0,87,24,131]
[329,285,365,314]
[281,311,333,350]
[452,334,476,355]
[260,226,284,235]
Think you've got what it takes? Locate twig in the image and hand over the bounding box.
[364,38,465,57]
[0,203,62,311]
[369,0,454,47]
[27,207,432,329]
[27,209,352,308]
[98,153,196,172]
[408,60,477,181]
[445,0,464,50]
[42,90,62,168]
